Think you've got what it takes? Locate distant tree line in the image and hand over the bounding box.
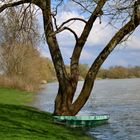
[97,66,140,79]
[58,64,140,80]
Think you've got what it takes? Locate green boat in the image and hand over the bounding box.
[54,115,110,127]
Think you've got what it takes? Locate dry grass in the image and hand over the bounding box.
[0,75,40,92]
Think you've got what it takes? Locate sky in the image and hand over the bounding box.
[0,0,139,68]
[38,3,140,68]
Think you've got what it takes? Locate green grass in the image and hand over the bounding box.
[0,87,93,140]
[0,87,34,105]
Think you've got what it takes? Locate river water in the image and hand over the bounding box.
[32,78,140,140]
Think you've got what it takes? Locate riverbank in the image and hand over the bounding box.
[0,87,92,140]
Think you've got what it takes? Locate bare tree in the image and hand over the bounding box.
[0,0,140,115]
[0,6,40,75]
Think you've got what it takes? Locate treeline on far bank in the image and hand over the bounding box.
[65,64,140,80]
[53,64,140,80]
[97,66,140,79]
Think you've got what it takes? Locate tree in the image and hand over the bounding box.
[0,8,39,75]
[0,7,54,91]
[0,0,140,116]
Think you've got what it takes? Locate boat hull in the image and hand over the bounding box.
[54,115,110,127]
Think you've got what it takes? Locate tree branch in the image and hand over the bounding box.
[52,13,58,30]
[71,0,92,14]
[58,17,87,29]
[70,0,107,81]
[42,0,68,87]
[52,0,64,16]
[0,0,31,13]
[63,27,79,41]
[71,1,140,114]
[0,0,43,13]
[49,26,78,41]
[50,17,86,40]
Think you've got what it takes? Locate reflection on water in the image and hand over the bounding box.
[33,79,140,140]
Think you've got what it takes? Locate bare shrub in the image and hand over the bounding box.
[0,42,56,91]
[0,75,40,92]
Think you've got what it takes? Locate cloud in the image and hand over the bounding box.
[102,48,140,68]
[80,49,93,61]
[38,45,51,59]
[54,11,116,63]
[126,34,140,49]
[56,11,85,47]
[56,10,140,50]
[56,11,119,49]
[60,47,94,64]
[39,10,140,67]
[87,21,116,46]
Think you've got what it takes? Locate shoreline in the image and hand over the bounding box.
[0,87,93,140]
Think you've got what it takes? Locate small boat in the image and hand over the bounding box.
[54,114,110,127]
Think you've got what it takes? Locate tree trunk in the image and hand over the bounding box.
[0,0,140,117]
[54,80,77,116]
[71,5,140,115]
[42,0,140,116]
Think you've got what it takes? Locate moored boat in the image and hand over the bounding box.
[54,114,110,127]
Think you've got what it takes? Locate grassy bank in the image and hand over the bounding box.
[0,87,34,105]
[0,88,92,140]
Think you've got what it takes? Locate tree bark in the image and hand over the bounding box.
[54,82,76,115]
[41,0,75,115]
[37,0,140,116]
[0,0,140,116]
[70,0,106,80]
[72,6,140,115]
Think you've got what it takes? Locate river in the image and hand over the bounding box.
[32,78,140,140]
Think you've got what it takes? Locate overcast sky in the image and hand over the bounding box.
[39,9,140,68]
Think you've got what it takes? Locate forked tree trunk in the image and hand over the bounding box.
[41,0,140,116]
[54,82,76,115]
[0,0,139,116]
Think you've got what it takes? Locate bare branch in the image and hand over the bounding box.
[57,17,87,29]
[0,0,31,13]
[52,13,58,30]
[49,26,78,41]
[51,0,64,30]
[63,27,78,41]
[50,17,86,40]
[52,0,64,16]
[72,1,140,113]
[71,0,92,14]
[70,0,107,77]
[19,3,32,31]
